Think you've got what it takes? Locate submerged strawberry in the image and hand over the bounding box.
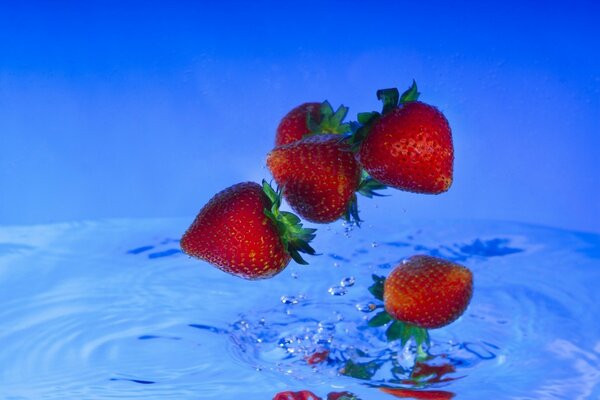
[354,82,454,194]
[267,134,362,223]
[180,181,316,279]
[275,101,351,146]
[384,255,473,329]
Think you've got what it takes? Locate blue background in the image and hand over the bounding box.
[1,1,598,233]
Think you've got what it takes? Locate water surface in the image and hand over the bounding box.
[1,218,599,399]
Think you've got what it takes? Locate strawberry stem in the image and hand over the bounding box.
[307,101,351,135]
[262,180,317,265]
[399,79,420,104]
[357,171,388,198]
[342,194,362,227]
[376,88,399,114]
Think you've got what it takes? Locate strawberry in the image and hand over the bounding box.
[180,181,316,280]
[367,256,472,358]
[354,81,454,194]
[267,134,363,223]
[273,391,322,400]
[384,255,473,329]
[275,101,351,146]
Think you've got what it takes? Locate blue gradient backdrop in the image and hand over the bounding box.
[1,1,599,232]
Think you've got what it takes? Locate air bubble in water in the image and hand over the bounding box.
[281,295,300,305]
[328,286,347,296]
[340,276,355,287]
[371,241,378,248]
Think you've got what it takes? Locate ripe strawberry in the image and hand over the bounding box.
[275,101,351,146]
[180,181,316,280]
[355,81,454,194]
[267,134,363,223]
[384,255,473,329]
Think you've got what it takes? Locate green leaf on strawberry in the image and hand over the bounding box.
[368,274,385,300]
[342,194,362,227]
[308,101,351,135]
[376,88,400,115]
[262,180,317,265]
[399,79,421,104]
[357,171,387,198]
[367,311,392,327]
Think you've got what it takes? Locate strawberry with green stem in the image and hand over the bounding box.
[367,255,473,360]
[276,101,352,146]
[267,135,386,225]
[350,81,454,194]
[180,180,316,279]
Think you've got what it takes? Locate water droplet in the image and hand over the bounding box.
[328,286,347,296]
[340,276,355,287]
[281,295,300,305]
[291,272,299,279]
[356,303,377,313]
[371,241,378,248]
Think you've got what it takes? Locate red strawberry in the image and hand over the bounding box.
[355,82,454,194]
[275,101,351,146]
[384,255,473,329]
[273,391,322,400]
[180,181,316,279]
[267,134,362,223]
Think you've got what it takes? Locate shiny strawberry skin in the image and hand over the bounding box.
[358,102,453,194]
[275,102,322,146]
[267,134,361,223]
[180,182,291,280]
[384,255,473,329]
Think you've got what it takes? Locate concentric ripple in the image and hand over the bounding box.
[0,218,599,399]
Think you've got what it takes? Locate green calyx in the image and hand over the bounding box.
[262,180,317,265]
[358,170,387,198]
[342,172,387,227]
[376,79,421,113]
[343,80,421,151]
[367,275,430,359]
[307,100,351,135]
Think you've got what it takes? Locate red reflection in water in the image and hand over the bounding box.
[379,387,455,400]
[273,390,322,400]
